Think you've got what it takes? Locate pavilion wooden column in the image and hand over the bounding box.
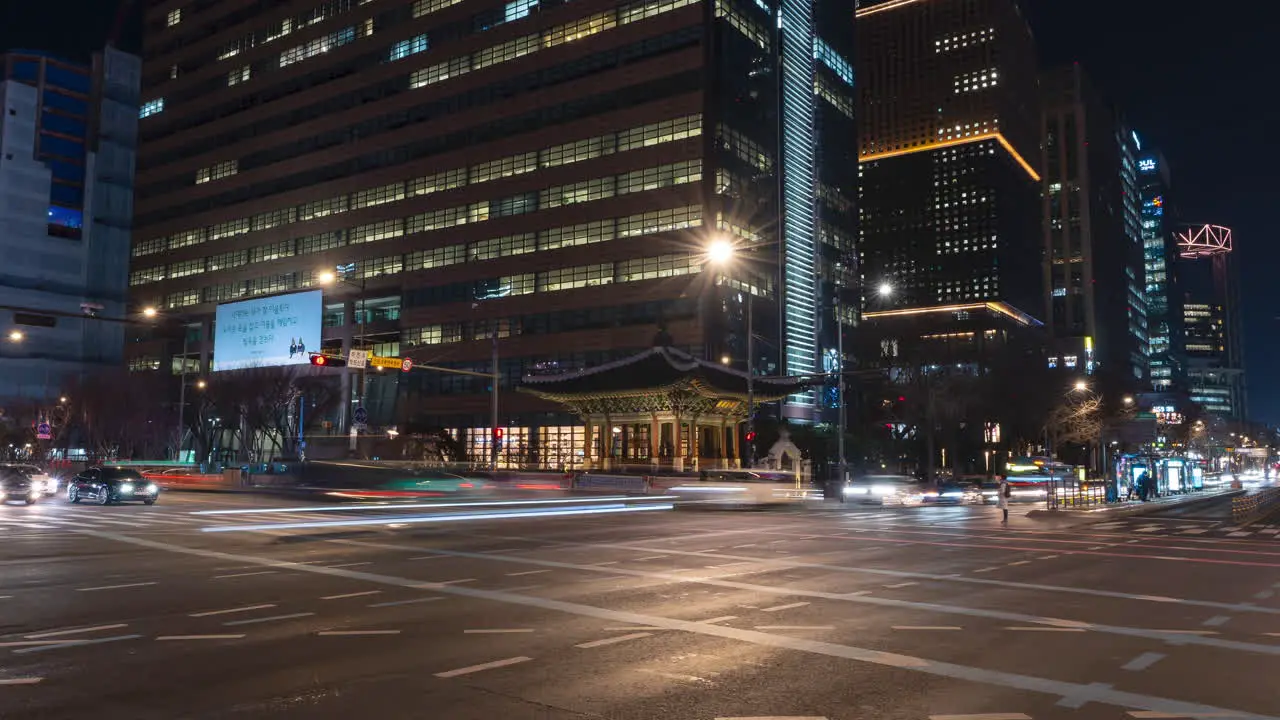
[689,413,701,471]
[582,418,594,470]
[720,417,731,469]
[649,414,660,469]
[672,412,683,472]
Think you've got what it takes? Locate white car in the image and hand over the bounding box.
[2,464,57,496]
[844,475,929,506]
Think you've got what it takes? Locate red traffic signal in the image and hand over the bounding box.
[309,353,346,367]
[494,427,504,440]
[745,431,757,442]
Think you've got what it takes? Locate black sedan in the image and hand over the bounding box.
[0,467,40,505]
[68,467,159,505]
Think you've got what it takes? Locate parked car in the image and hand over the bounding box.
[0,466,40,504]
[68,467,159,505]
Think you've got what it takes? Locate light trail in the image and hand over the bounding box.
[190,495,672,516]
[200,502,675,533]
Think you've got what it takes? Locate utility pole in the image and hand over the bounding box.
[746,293,755,468]
[174,326,189,462]
[836,300,846,487]
[490,325,500,471]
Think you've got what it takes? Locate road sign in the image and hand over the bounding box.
[353,407,368,428]
[36,422,51,440]
[348,349,369,369]
[368,355,402,370]
[401,357,413,373]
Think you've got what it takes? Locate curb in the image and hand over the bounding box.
[1026,490,1244,523]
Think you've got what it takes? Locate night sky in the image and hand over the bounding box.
[3,1,1275,422]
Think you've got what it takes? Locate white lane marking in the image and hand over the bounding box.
[929,715,1032,720]
[635,555,669,561]
[604,626,664,631]
[82,530,1280,720]
[575,632,653,648]
[75,582,157,592]
[0,641,78,647]
[762,602,810,613]
[324,562,372,569]
[26,623,127,639]
[213,571,277,579]
[1126,707,1244,712]
[640,669,711,684]
[1006,561,1032,566]
[1180,529,1209,535]
[893,626,963,631]
[435,656,532,678]
[321,590,383,600]
[0,678,43,685]
[1150,629,1219,635]
[439,578,476,585]
[317,630,402,636]
[715,717,827,719]
[156,635,245,641]
[884,582,918,589]
[1004,627,1086,632]
[1121,652,1167,671]
[755,626,836,631]
[501,584,544,593]
[700,615,738,624]
[1227,532,1253,538]
[464,628,535,634]
[1255,590,1275,600]
[13,634,141,654]
[223,612,316,627]
[1202,616,1231,627]
[973,567,1000,574]
[189,603,277,617]
[506,569,551,576]
[1037,555,1060,560]
[730,544,757,549]
[594,561,619,566]
[369,597,444,608]
[408,555,446,561]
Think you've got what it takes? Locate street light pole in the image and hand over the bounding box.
[490,324,500,471]
[746,292,754,468]
[836,299,846,486]
[175,328,189,462]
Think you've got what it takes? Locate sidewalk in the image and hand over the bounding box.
[1026,488,1243,522]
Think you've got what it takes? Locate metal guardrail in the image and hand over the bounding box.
[1232,487,1280,524]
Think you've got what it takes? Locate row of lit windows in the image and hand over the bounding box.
[195,160,238,185]
[216,0,372,61]
[139,98,165,119]
[409,0,698,90]
[717,124,772,172]
[400,256,700,346]
[133,114,700,258]
[715,0,769,50]
[934,28,994,53]
[279,24,363,68]
[814,75,855,121]
[813,37,854,87]
[134,205,702,289]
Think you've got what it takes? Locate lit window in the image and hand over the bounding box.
[505,0,537,22]
[228,64,251,86]
[139,98,165,118]
[195,160,238,184]
[389,33,429,61]
[167,8,182,26]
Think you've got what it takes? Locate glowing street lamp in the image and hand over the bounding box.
[196,379,207,390]
[317,270,337,285]
[1073,380,1088,392]
[143,306,158,318]
[1122,396,1134,406]
[706,238,735,266]
[878,282,894,297]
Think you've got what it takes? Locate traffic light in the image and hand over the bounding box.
[745,431,757,443]
[493,427,504,450]
[309,353,346,367]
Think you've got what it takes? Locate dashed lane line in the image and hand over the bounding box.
[699,615,738,624]
[575,632,653,648]
[761,602,810,613]
[321,591,383,600]
[75,582,157,592]
[1121,652,1167,671]
[1004,627,1087,633]
[213,571,277,579]
[755,626,836,631]
[434,656,532,678]
[189,604,277,617]
[223,612,315,627]
[893,626,963,631]
[84,529,1280,720]
[368,597,443,608]
[323,562,372,569]
[884,582,919,589]
[464,628,535,634]
[0,678,43,685]
[506,569,551,576]
[317,630,402,636]
[25,624,127,639]
[156,635,245,641]
[12,635,142,654]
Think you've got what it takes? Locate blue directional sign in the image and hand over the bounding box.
[353,407,369,428]
[36,422,51,440]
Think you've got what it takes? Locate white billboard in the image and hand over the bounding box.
[213,290,323,372]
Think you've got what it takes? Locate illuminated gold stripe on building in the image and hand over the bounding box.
[854,0,929,18]
[859,132,1041,182]
[863,301,1039,327]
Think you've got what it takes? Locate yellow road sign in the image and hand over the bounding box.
[369,355,403,369]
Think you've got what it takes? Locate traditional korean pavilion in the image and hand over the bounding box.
[519,345,807,471]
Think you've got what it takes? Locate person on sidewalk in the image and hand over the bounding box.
[997,476,1011,524]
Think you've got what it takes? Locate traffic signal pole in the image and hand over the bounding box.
[746,293,754,468]
[490,328,499,471]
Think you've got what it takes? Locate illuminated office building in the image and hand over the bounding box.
[129,0,855,462]
[1137,148,1182,390]
[1175,224,1245,421]
[1040,64,1147,393]
[0,48,140,402]
[856,0,1042,323]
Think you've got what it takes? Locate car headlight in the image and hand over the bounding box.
[145,483,158,494]
[871,485,896,496]
[843,486,867,495]
[120,482,134,493]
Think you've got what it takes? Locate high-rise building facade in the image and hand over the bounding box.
[1175,224,1245,421]
[130,0,855,462]
[1040,64,1147,392]
[1136,148,1181,391]
[856,0,1041,319]
[0,48,140,402]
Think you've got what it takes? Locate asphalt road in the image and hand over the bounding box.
[1,490,1278,719]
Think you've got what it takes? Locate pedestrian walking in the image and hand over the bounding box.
[997,476,1011,524]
